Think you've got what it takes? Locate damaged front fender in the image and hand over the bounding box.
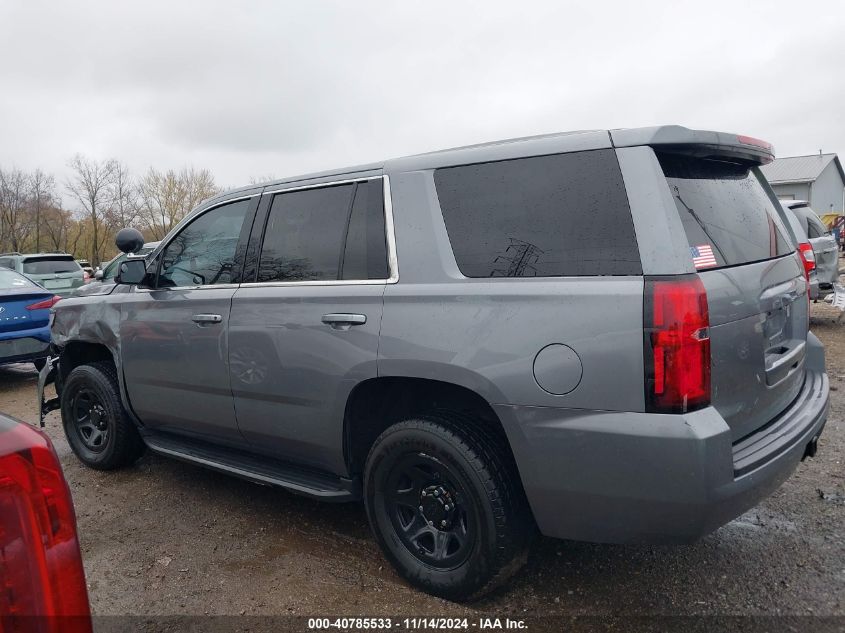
[38,294,126,426]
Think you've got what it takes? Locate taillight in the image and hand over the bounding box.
[644,275,711,414]
[25,296,61,311]
[797,243,816,279]
[0,422,91,632]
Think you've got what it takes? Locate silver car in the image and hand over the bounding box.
[0,253,84,297]
[780,200,839,297]
[40,126,829,600]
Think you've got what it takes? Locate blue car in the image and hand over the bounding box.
[0,269,59,368]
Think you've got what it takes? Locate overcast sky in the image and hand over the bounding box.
[1,1,843,206]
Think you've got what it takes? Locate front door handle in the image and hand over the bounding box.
[192,313,223,325]
[322,313,367,328]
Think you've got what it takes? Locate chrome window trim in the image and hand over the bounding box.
[383,174,399,284]
[260,175,381,195]
[240,174,399,288]
[133,283,240,294]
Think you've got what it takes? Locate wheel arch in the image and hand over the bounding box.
[342,376,525,488]
[56,340,140,425]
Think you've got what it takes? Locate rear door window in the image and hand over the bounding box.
[434,149,641,277]
[657,152,792,269]
[22,257,81,275]
[256,180,389,283]
[258,184,354,283]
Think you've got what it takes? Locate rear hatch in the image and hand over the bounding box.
[22,256,83,295]
[657,151,808,442]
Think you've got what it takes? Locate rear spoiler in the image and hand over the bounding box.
[610,125,775,165]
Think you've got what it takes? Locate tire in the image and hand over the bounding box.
[61,361,145,470]
[364,412,530,601]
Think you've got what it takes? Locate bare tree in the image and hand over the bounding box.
[0,167,35,252]
[248,173,277,185]
[107,162,139,229]
[29,168,55,252]
[40,205,75,252]
[65,155,117,265]
[137,167,219,239]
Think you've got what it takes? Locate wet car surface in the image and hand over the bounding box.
[0,302,842,619]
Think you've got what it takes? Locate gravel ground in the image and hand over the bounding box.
[1,304,843,625]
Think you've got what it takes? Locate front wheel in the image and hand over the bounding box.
[61,361,145,470]
[364,413,530,601]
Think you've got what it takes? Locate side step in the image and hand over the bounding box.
[143,432,359,502]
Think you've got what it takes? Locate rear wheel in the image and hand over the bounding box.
[61,361,145,470]
[364,413,530,601]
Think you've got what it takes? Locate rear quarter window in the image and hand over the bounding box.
[657,152,792,269]
[434,149,641,277]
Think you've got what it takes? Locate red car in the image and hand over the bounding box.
[0,413,91,632]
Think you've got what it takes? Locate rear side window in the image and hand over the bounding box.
[341,180,388,280]
[257,179,389,283]
[258,184,354,283]
[0,258,15,270]
[22,257,80,275]
[434,149,641,277]
[657,153,792,269]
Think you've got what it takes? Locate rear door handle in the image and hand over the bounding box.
[192,313,223,325]
[322,313,367,327]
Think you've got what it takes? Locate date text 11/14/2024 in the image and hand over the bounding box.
[307,617,527,630]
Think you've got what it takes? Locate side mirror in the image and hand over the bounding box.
[115,228,145,254]
[116,258,147,285]
[94,269,104,281]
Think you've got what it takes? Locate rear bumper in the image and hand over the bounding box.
[497,332,829,544]
[0,329,51,365]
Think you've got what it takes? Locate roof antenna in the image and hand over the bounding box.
[820,149,823,155]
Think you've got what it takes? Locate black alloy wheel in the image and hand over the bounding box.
[385,452,476,570]
[71,387,110,452]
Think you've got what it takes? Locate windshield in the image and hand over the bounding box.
[22,257,81,275]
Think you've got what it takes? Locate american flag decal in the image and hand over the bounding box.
[691,244,717,269]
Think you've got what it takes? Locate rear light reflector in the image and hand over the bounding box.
[0,423,91,631]
[25,296,61,311]
[644,275,711,413]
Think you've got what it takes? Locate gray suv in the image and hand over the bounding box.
[40,126,830,600]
